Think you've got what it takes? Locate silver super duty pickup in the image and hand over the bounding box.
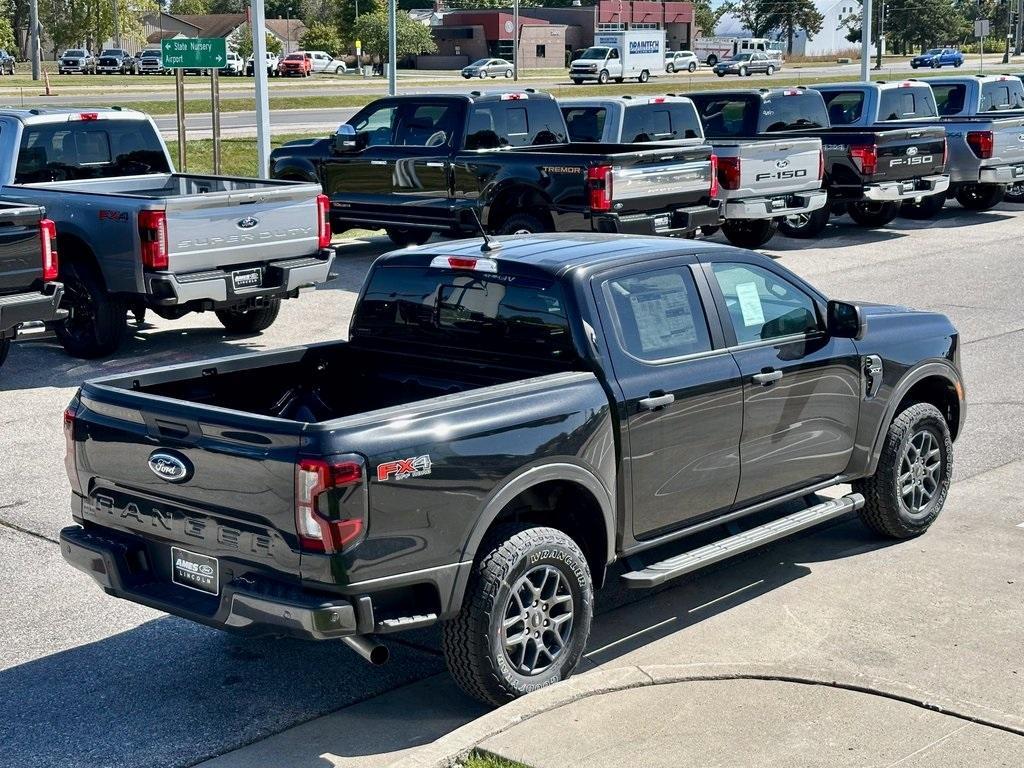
[0,108,335,359]
[560,95,826,248]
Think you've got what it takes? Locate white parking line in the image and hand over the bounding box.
[1017,522,1024,528]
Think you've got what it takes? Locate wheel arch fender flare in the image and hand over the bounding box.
[270,157,320,185]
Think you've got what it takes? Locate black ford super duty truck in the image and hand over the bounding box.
[684,88,950,237]
[0,201,64,369]
[269,90,721,245]
[61,233,965,706]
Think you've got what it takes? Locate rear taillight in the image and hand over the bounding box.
[717,156,742,190]
[818,148,825,181]
[587,164,613,212]
[709,153,720,199]
[316,193,332,249]
[941,137,948,168]
[39,218,58,281]
[295,458,365,553]
[967,130,994,159]
[850,145,878,176]
[138,210,168,270]
[64,401,83,494]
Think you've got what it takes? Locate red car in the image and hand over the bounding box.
[280,52,312,77]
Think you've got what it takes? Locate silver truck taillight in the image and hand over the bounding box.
[316,194,331,249]
[139,210,168,270]
[40,218,58,281]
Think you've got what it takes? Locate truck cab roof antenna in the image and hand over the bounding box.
[470,209,502,252]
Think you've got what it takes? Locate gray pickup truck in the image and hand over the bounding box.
[0,108,335,358]
[560,95,826,248]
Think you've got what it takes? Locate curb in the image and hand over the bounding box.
[390,662,1024,768]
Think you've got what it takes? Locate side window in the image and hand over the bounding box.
[466,104,502,150]
[821,90,864,125]
[609,48,619,60]
[603,267,712,362]
[506,107,529,140]
[351,104,398,147]
[710,262,820,344]
[563,107,607,142]
[395,104,459,147]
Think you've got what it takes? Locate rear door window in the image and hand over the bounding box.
[466,98,566,149]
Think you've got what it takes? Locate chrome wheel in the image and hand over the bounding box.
[900,429,943,516]
[502,565,574,676]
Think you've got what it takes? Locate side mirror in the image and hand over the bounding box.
[333,124,357,153]
[827,300,865,340]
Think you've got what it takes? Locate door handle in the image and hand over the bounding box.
[752,370,783,386]
[370,160,387,166]
[425,162,445,168]
[639,393,675,411]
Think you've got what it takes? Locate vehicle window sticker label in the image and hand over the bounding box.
[735,282,765,327]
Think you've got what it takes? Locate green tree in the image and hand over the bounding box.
[693,0,730,37]
[42,0,157,54]
[352,8,437,63]
[762,0,824,54]
[234,29,284,60]
[169,0,210,14]
[731,0,775,38]
[299,21,342,54]
[0,18,15,53]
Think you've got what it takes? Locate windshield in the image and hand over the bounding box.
[65,50,86,57]
[730,54,752,61]
[286,54,304,60]
[101,50,123,56]
[142,50,161,57]
[925,49,943,55]
[580,48,609,60]
[15,119,172,184]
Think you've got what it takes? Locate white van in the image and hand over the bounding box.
[569,30,666,84]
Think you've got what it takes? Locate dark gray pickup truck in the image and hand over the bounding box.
[0,201,64,369]
[61,233,965,705]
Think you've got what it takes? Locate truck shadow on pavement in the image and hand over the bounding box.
[0,497,898,768]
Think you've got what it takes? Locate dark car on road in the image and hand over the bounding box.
[911,48,963,69]
[713,51,780,77]
[60,232,964,706]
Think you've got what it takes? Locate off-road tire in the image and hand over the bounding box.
[385,227,432,247]
[846,200,899,228]
[778,206,830,238]
[55,260,128,359]
[215,298,281,334]
[954,183,1005,211]
[441,524,594,706]
[853,402,953,539]
[498,213,550,235]
[899,193,946,220]
[721,218,778,249]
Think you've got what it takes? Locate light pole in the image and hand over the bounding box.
[286,7,291,54]
[387,0,397,95]
[860,0,872,82]
[513,0,519,81]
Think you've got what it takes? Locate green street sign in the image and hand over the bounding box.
[161,37,228,69]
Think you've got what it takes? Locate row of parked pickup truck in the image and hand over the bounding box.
[3,74,1024,372]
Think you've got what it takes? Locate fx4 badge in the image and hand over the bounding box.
[377,455,432,481]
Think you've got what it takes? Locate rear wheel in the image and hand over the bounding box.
[638,69,649,83]
[498,213,550,235]
[1004,182,1024,204]
[688,61,697,72]
[55,260,128,359]
[954,183,1005,211]
[899,193,947,220]
[385,227,432,247]
[846,200,898,228]
[738,66,748,77]
[707,55,718,66]
[442,524,594,706]
[505,69,512,78]
[778,206,830,238]
[666,64,675,73]
[215,299,281,334]
[720,218,778,249]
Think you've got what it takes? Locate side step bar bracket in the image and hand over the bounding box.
[620,493,864,589]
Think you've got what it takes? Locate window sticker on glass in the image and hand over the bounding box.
[735,282,766,327]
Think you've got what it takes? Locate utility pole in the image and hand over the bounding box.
[387,0,397,95]
[875,0,884,70]
[29,0,39,81]
[513,0,519,81]
[251,0,271,178]
[1016,0,1023,56]
[860,0,872,82]
[1004,0,1013,64]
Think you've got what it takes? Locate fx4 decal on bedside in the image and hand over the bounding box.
[377,455,432,481]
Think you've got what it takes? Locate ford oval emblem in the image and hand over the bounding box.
[148,451,192,483]
[906,146,919,156]
[237,216,259,230]
[1018,134,1024,142]
[776,159,790,168]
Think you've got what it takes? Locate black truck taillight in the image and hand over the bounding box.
[64,400,83,494]
[850,145,878,176]
[587,164,613,211]
[39,218,58,281]
[316,193,332,249]
[295,458,366,553]
[967,130,994,159]
[717,156,742,190]
[138,210,168,270]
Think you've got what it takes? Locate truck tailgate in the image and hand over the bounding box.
[872,127,947,181]
[609,145,714,214]
[988,116,1024,167]
[0,204,44,297]
[716,138,822,197]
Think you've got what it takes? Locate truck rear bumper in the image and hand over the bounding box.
[0,282,65,336]
[978,163,1024,185]
[593,203,721,236]
[723,190,827,220]
[862,175,950,202]
[60,524,362,641]
[145,248,335,306]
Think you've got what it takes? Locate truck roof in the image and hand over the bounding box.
[813,80,926,91]
[559,95,695,107]
[0,107,149,124]
[369,90,556,105]
[679,88,814,98]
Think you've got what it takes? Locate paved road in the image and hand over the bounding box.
[2,200,1024,766]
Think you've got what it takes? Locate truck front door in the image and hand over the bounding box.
[593,260,744,540]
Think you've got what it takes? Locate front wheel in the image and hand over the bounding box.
[911,62,919,69]
[598,69,609,84]
[778,206,830,238]
[853,403,952,539]
[707,55,718,66]
[954,183,1005,211]
[215,299,281,334]
[385,227,432,247]
[479,70,486,79]
[846,200,899,228]
[638,69,649,83]
[666,64,675,73]
[766,65,774,76]
[716,71,725,78]
[720,218,778,249]
[738,66,748,77]
[442,524,594,706]
[505,69,512,78]
[899,193,946,220]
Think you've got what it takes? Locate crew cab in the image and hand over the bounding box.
[686,88,949,237]
[279,52,312,77]
[138,49,164,75]
[59,49,96,75]
[813,80,1024,215]
[0,108,334,359]
[560,94,824,248]
[0,202,64,369]
[61,233,965,707]
[96,49,134,75]
[270,91,720,245]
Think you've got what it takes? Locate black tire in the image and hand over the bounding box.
[55,260,128,359]
[666,64,675,73]
[911,62,919,69]
[700,224,720,237]
[853,402,952,539]
[778,206,830,238]
[638,69,649,83]
[498,213,550,235]
[716,72,725,77]
[1005,182,1024,204]
[846,200,899,228]
[899,193,946,220]
[215,298,281,334]
[688,61,697,72]
[954,183,1005,211]
[598,69,609,84]
[720,218,778,248]
[441,524,594,706]
[738,66,748,77]
[766,65,774,76]
[0,336,10,369]
[571,78,583,85]
[385,227,432,247]
[707,55,718,66]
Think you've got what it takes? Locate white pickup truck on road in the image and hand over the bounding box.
[0,108,334,358]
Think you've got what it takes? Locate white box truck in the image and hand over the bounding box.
[569,30,666,85]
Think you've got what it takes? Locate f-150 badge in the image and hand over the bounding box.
[377,455,432,481]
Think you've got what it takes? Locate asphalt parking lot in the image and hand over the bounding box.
[2,201,1023,767]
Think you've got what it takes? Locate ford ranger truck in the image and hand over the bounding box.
[566,93,826,249]
[0,108,335,359]
[0,202,65,369]
[687,88,949,237]
[813,80,1024,216]
[269,90,720,245]
[60,233,965,707]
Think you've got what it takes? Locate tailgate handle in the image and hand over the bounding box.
[154,419,191,439]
